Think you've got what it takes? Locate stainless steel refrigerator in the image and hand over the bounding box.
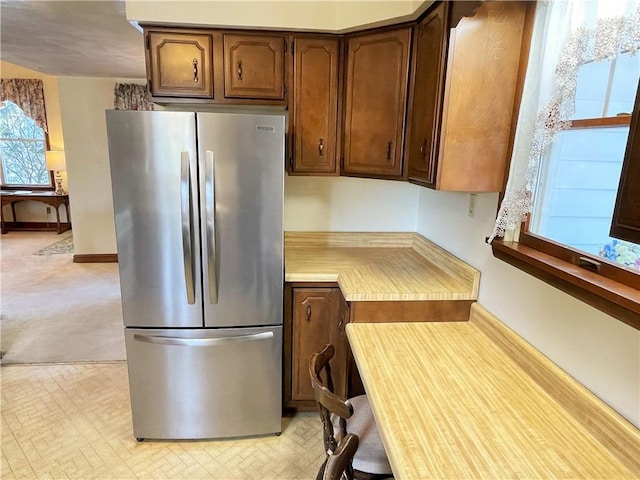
[106,110,284,440]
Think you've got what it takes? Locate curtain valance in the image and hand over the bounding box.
[0,78,48,133]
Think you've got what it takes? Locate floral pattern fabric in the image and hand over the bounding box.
[113,83,154,110]
[0,78,48,132]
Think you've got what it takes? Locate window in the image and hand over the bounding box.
[529,52,640,272]
[0,100,52,189]
[491,0,640,330]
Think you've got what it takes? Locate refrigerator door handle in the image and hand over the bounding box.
[133,331,274,347]
[205,150,218,304]
[180,151,196,304]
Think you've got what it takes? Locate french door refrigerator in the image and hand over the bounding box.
[106,110,284,440]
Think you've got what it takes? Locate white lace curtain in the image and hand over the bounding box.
[113,83,154,110]
[488,0,640,243]
[0,78,48,132]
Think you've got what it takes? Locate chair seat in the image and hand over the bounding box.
[333,394,393,476]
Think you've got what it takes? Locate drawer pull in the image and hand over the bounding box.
[319,138,324,156]
[237,60,243,82]
[306,304,312,321]
[386,141,393,160]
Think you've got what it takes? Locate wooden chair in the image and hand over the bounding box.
[310,344,393,479]
[319,433,359,480]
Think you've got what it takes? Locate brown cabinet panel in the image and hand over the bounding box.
[291,37,340,174]
[611,86,640,243]
[291,288,346,402]
[146,30,213,98]
[343,28,411,177]
[223,34,285,99]
[406,3,448,187]
[406,1,529,192]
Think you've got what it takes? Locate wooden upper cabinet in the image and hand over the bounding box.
[146,30,214,98]
[610,86,640,244]
[223,34,286,99]
[343,27,411,178]
[290,37,340,175]
[406,3,448,187]
[406,1,529,191]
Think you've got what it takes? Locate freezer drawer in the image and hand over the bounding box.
[125,326,282,440]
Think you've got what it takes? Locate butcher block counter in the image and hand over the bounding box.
[284,232,480,302]
[346,303,640,479]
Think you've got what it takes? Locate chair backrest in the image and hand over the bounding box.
[309,344,354,455]
[322,433,359,480]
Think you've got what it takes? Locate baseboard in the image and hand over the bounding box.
[73,254,118,263]
[2,221,62,232]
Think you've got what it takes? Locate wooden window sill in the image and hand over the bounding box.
[492,240,640,331]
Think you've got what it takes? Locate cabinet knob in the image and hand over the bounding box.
[237,60,243,82]
[192,58,199,83]
[318,138,324,156]
[386,141,393,160]
[306,304,312,321]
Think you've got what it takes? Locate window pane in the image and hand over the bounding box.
[0,139,48,185]
[530,127,640,271]
[571,59,611,119]
[607,51,640,116]
[0,100,49,187]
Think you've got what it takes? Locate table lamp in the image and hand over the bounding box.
[45,150,66,195]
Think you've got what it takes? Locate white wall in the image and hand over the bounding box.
[126,1,427,31]
[284,175,419,231]
[415,188,640,428]
[57,77,143,255]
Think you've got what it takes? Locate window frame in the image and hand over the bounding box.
[0,100,55,192]
[491,9,640,331]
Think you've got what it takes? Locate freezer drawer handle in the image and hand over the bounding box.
[181,151,196,304]
[205,151,218,304]
[133,331,274,347]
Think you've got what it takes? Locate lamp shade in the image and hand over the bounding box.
[45,150,66,171]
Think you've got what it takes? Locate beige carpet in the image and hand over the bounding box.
[0,231,126,364]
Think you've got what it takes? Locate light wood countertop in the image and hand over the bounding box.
[285,232,480,301]
[346,304,640,479]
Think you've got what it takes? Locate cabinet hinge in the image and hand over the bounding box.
[148,79,153,93]
[289,157,294,171]
[291,40,295,55]
[145,35,150,49]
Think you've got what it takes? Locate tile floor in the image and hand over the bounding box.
[1,363,324,479]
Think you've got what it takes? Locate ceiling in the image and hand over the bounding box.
[0,0,146,78]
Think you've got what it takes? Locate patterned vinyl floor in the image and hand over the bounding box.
[1,363,325,480]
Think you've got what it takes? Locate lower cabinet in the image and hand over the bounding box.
[285,285,349,410]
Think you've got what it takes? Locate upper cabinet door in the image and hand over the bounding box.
[343,28,411,178]
[223,34,285,99]
[146,30,214,98]
[291,37,340,175]
[406,3,448,188]
[611,86,640,244]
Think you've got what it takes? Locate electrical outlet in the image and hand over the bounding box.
[46,206,51,214]
[468,194,477,218]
